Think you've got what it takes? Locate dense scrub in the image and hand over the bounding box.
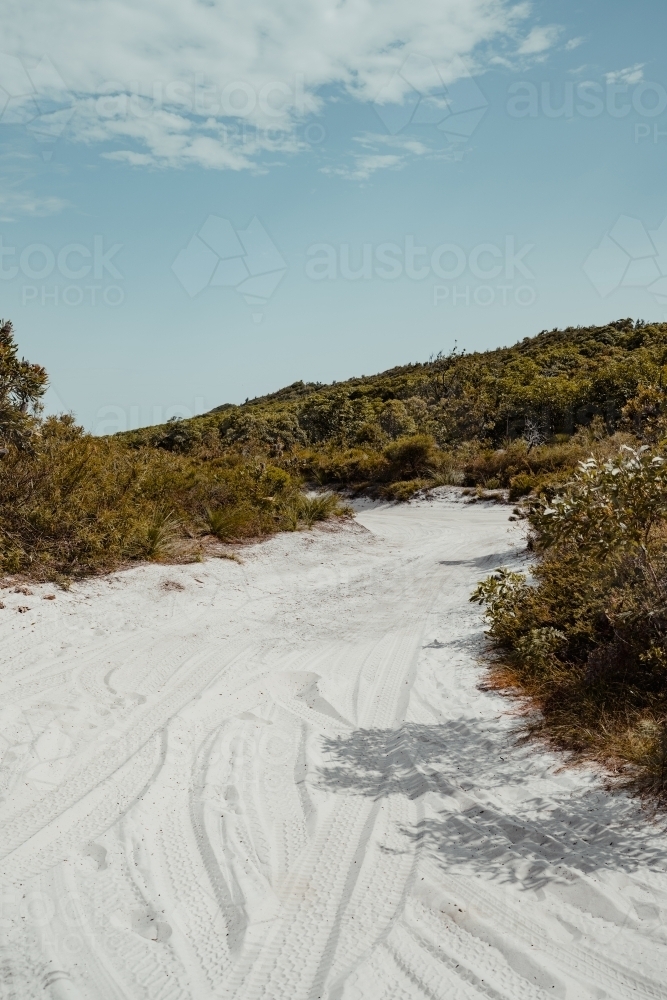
[0,321,350,580]
[0,414,349,580]
[473,446,667,804]
[122,317,667,497]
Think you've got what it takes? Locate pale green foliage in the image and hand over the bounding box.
[473,444,667,804]
[528,446,667,552]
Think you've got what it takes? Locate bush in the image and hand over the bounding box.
[298,446,389,491]
[0,318,48,448]
[0,416,345,579]
[296,492,348,527]
[508,473,534,500]
[384,434,437,478]
[472,445,667,805]
[464,440,586,489]
[205,505,260,541]
[380,478,430,502]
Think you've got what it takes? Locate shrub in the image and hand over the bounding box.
[296,492,347,527]
[298,446,389,490]
[205,505,260,541]
[379,400,416,439]
[508,473,534,500]
[270,491,351,532]
[472,445,667,805]
[0,318,48,448]
[464,440,586,489]
[0,415,342,579]
[141,508,180,560]
[384,434,437,478]
[621,385,667,443]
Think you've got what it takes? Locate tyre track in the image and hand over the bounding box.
[0,640,253,860]
[4,497,666,1000]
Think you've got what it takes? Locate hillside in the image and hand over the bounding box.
[125,318,666,447]
[121,318,667,499]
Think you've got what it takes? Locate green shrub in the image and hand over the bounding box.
[0,415,343,579]
[141,508,180,560]
[473,445,667,804]
[0,319,48,449]
[205,505,260,541]
[384,434,437,478]
[380,479,430,502]
[281,491,351,530]
[464,440,586,488]
[508,473,534,500]
[296,492,347,526]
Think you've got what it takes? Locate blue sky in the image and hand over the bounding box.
[1,0,667,432]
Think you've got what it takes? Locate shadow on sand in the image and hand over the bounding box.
[318,720,667,887]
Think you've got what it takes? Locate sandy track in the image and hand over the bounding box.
[1,492,666,1000]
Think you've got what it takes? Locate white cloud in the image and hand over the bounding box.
[0,186,66,220]
[605,64,645,86]
[354,133,432,156]
[0,0,533,170]
[323,153,405,181]
[324,131,465,180]
[565,36,584,51]
[517,25,561,55]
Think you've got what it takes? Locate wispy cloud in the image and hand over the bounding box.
[323,153,405,181]
[605,64,645,86]
[322,131,465,180]
[0,0,538,170]
[517,25,561,56]
[0,186,66,220]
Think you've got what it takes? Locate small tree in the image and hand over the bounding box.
[0,320,48,449]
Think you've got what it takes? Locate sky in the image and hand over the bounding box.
[1,0,667,432]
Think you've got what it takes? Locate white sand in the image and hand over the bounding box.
[1,491,666,1000]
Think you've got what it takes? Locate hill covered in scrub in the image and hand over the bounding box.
[0,319,350,580]
[122,318,667,499]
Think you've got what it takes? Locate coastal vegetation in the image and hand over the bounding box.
[0,320,349,581]
[4,314,667,801]
[473,445,667,804]
[123,316,667,500]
